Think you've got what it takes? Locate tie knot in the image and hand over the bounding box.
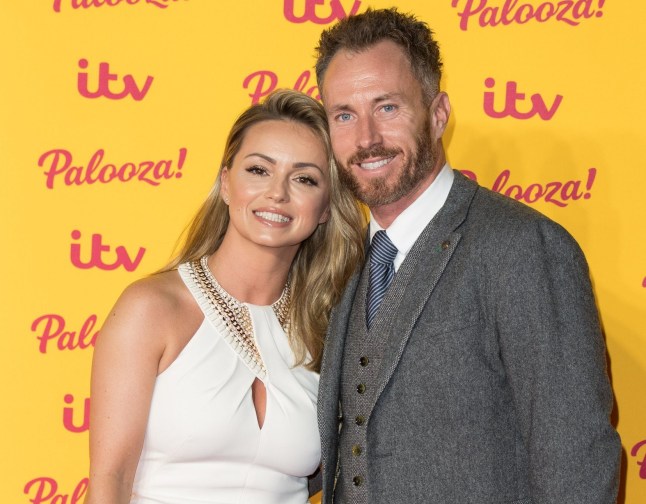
[369,230,398,265]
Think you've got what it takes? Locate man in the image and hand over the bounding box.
[314,8,620,504]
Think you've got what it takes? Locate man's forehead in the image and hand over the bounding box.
[328,40,408,66]
[321,49,419,108]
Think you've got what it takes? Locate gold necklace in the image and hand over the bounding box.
[183,256,291,379]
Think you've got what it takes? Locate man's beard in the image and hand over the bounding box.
[337,117,437,208]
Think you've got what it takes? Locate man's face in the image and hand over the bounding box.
[321,40,441,209]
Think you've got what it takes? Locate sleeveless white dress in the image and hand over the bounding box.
[130,258,320,504]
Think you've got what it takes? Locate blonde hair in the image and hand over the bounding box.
[162,89,366,371]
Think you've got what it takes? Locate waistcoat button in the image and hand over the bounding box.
[352,476,363,486]
[357,383,366,394]
[359,356,369,366]
[352,444,362,456]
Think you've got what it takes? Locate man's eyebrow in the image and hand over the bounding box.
[327,93,402,113]
[373,92,401,103]
[326,102,354,114]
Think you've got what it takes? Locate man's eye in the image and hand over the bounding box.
[382,104,396,112]
[337,113,352,122]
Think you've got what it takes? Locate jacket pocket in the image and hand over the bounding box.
[417,309,482,338]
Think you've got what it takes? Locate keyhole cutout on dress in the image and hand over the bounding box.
[251,377,267,429]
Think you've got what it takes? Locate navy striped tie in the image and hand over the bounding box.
[366,230,398,328]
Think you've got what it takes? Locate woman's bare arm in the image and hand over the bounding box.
[84,277,176,504]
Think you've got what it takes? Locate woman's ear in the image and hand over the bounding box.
[220,167,230,204]
[318,205,331,225]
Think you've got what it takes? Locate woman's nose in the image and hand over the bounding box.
[265,175,289,202]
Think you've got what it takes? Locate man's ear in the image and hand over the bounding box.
[430,92,451,141]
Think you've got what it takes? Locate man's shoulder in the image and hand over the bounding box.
[456,173,541,218]
[455,174,582,254]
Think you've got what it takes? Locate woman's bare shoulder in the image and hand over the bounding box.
[118,270,194,314]
[102,270,201,349]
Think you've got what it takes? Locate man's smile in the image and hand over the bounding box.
[359,157,395,170]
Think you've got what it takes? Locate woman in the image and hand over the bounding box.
[85,89,366,504]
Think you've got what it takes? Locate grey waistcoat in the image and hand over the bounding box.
[335,260,399,504]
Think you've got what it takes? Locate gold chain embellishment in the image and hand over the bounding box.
[183,256,291,379]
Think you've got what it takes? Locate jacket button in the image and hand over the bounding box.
[357,383,366,394]
[352,476,363,486]
[352,444,362,456]
[359,356,369,367]
[355,415,365,426]
[441,240,450,250]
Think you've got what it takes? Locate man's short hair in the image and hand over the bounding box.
[315,7,443,103]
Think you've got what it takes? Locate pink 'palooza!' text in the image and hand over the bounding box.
[24,477,88,504]
[53,0,186,12]
[32,314,98,354]
[38,148,187,189]
[243,70,319,105]
[461,167,596,207]
[451,0,606,30]
[631,440,646,479]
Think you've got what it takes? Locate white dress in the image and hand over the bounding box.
[130,258,320,504]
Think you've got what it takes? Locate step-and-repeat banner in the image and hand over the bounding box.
[1,1,644,503]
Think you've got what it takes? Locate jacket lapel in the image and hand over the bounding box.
[367,172,479,417]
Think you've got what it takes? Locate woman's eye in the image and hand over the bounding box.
[246,165,267,175]
[295,175,318,186]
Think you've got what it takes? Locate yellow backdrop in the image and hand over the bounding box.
[1,1,644,503]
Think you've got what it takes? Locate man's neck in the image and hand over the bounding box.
[371,156,446,229]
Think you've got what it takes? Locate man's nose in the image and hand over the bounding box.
[355,115,382,150]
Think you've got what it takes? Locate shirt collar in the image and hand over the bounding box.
[369,164,454,261]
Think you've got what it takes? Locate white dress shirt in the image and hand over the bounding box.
[369,164,455,271]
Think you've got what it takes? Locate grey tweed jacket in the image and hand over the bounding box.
[317,171,621,504]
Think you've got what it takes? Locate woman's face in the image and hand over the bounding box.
[221,119,330,256]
